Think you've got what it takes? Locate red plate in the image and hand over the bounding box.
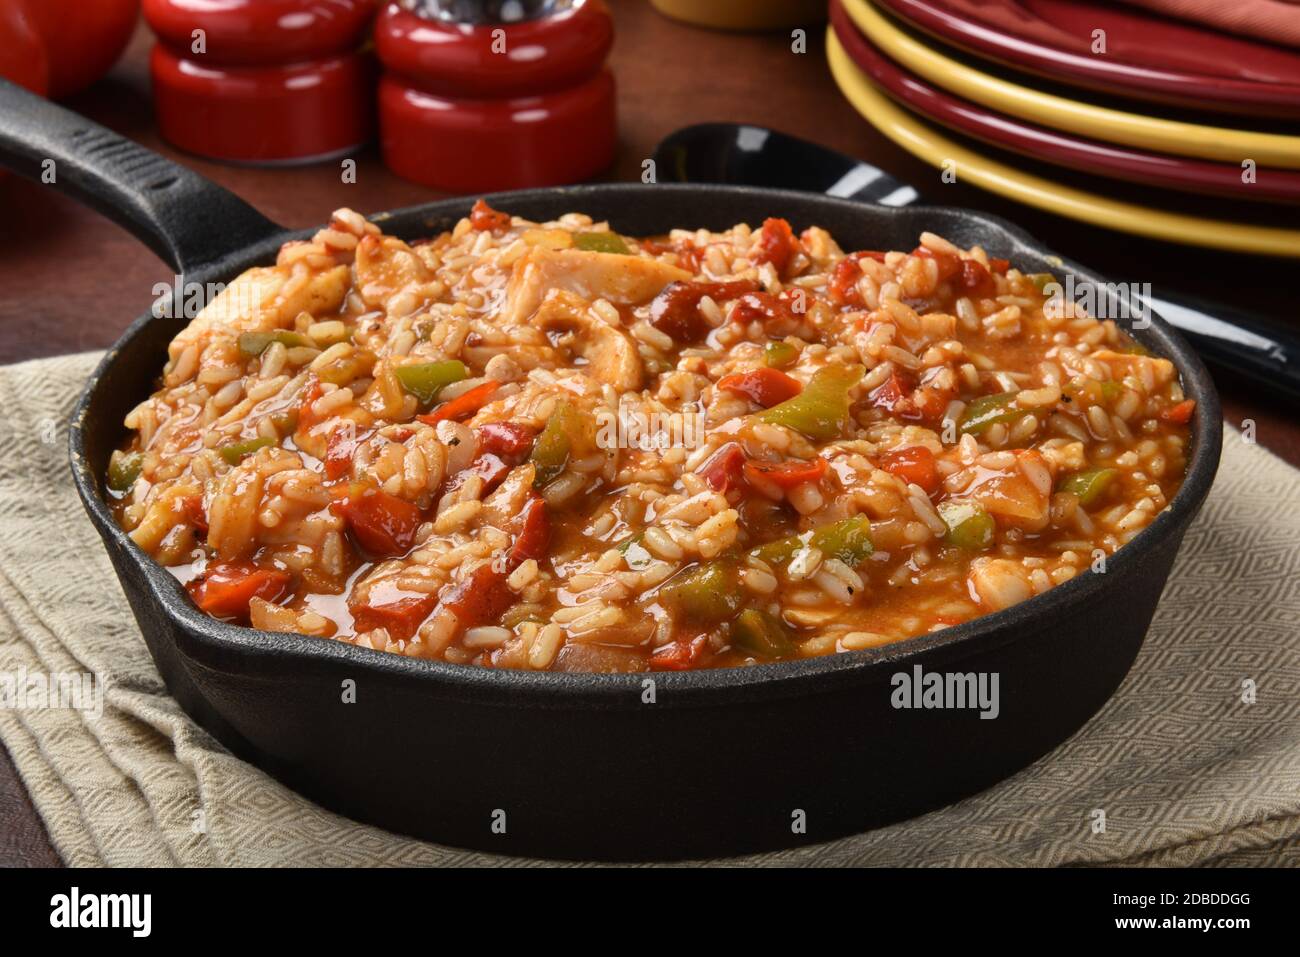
[874,0,1300,119]
[831,0,1300,204]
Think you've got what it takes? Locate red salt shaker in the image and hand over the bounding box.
[375,0,616,192]
[142,0,380,164]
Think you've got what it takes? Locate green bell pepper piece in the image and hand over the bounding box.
[752,515,874,567]
[238,329,311,357]
[1058,467,1117,508]
[758,363,863,440]
[658,561,743,625]
[938,500,995,549]
[107,450,143,492]
[730,608,795,659]
[219,436,276,466]
[394,359,468,408]
[764,340,799,369]
[572,231,630,254]
[959,392,1028,435]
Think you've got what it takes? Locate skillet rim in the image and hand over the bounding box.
[67,182,1223,708]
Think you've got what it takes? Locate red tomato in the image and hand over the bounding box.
[912,245,962,283]
[650,635,710,671]
[330,483,424,557]
[869,369,916,416]
[1160,399,1196,424]
[716,368,802,408]
[989,257,1010,273]
[829,251,887,307]
[417,381,499,425]
[439,560,514,630]
[878,446,940,495]
[445,452,511,497]
[325,425,369,481]
[697,442,746,493]
[187,560,289,621]
[350,593,438,641]
[469,198,511,232]
[0,2,48,95]
[26,0,139,99]
[955,259,996,299]
[743,457,828,490]
[475,421,536,463]
[752,217,799,277]
[649,279,760,342]
[181,494,208,535]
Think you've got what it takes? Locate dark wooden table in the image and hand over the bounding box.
[1,1,1294,866]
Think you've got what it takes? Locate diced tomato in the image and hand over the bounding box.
[469,198,511,232]
[717,368,802,407]
[649,279,760,342]
[912,245,962,282]
[650,635,711,671]
[294,377,325,436]
[989,257,1010,274]
[752,217,800,277]
[642,237,702,273]
[181,494,208,536]
[878,446,940,495]
[350,593,438,641]
[187,560,289,621]
[956,259,996,298]
[330,483,424,558]
[743,456,828,490]
[475,421,536,463]
[730,291,798,326]
[869,369,916,416]
[417,381,499,425]
[445,452,511,497]
[697,441,747,493]
[1160,399,1196,424]
[325,425,369,481]
[439,560,514,630]
[829,251,887,307]
[510,494,550,565]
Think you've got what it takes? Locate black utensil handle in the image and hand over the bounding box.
[1144,290,1300,402]
[0,78,282,276]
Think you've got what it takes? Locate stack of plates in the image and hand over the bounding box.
[827,0,1300,257]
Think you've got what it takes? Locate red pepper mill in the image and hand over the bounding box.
[376,0,616,191]
[142,0,379,164]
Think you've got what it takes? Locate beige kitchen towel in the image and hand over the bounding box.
[1,351,1298,867]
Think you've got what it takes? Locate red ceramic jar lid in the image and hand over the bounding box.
[375,0,612,97]
[152,44,376,163]
[379,68,615,191]
[143,0,378,66]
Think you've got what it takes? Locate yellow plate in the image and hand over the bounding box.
[827,30,1300,258]
[841,0,1300,170]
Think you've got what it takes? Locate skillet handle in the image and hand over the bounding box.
[0,78,283,276]
[1144,290,1300,403]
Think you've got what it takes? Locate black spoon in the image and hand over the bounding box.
[653,123,1300,402]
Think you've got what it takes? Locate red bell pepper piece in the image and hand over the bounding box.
[187,560,289,621]
[869,369,916,416]
[351,593,439,642]
[742,457,828,490]
[325,425,370,481]
[650,635,711,671]
[717,367,802,408]
[1160,399,1196,424]
[469,198,511,232]
[330,483,424,557]
[475,421,536,463]
[878,446,940,495]
[417,381,499,425]
[912,245,962,282]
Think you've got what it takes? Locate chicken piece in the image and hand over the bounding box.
[354,233,435,311]
[504,246,691,324]
[967,557,1033,612]
[962,450,1053,532]
[168,264,349,364]
[533,290,643,391]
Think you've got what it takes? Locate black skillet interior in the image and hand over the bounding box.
[1,79,1223,858]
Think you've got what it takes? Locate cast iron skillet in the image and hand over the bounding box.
[0,79,1221,860]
